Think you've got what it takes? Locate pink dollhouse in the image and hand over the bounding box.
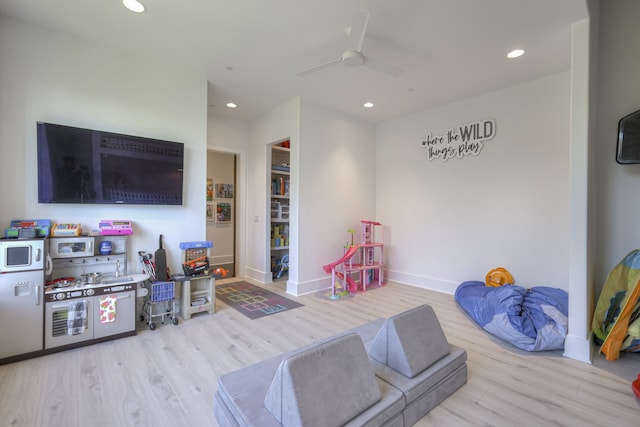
[322,220,385,299]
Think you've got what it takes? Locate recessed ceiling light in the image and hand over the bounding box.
[507,49,525,59]
[363,102,374,108]
[123,0,145,13]
[226,102,237,108]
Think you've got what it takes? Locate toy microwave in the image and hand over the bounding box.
[49,236,94,258]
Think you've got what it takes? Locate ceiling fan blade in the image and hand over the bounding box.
[363,56,404,77]
[347,10,369,52]
[296,57,341,77]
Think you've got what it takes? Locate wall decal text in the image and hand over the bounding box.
[420,119,496,161]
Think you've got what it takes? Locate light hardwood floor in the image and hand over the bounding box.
[1,279,638,426]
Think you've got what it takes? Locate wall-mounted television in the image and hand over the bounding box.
[616,109,640,164]
[37,122,184,205]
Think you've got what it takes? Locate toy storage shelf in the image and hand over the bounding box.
[49,235,128,280]
[176,274,215,320]
[270,141,290,281]
[176,241,215,320]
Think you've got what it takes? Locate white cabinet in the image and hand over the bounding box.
[0,269,44,360]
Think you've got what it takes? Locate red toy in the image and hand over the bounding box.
[214,267,229,278]
[633,374,640,400]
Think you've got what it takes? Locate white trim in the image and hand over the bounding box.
[563,334,594,363]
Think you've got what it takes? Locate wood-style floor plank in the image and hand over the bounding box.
[0,279,638,426]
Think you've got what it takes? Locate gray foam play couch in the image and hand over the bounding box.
[214,304,467,427]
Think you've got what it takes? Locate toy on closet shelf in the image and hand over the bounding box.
[274,254,289,279]
[322,220,386,300]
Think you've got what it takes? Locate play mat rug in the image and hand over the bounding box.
[215,281,303,320]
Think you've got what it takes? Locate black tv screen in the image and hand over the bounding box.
[616,109,640,164]
[37,122,184,205]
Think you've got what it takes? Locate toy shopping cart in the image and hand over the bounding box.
[141,280,179,330]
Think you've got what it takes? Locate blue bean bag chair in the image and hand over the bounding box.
[455,281,569,351]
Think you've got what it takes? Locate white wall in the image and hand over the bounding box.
[207,114,249,277]
[243,98,376,295]
[0,16,208,275]
[296,100,377,294]
[594,0,640,291]
[246,98,300,284]
[376,73,571,293]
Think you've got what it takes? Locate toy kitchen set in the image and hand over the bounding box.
[0,219,145,365]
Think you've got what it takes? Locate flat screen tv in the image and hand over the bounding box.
[37,122,184,205]
[616,110,640,164]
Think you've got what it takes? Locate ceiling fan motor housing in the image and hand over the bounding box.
[296,11,402,77]
[341,50,365,67]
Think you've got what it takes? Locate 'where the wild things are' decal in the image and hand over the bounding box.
[420,119,496,161]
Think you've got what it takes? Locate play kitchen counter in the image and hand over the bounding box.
[0,235,145,365]
[44,235,140,352]
[44,273,146,351]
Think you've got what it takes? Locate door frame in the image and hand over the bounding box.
[207,145,247,278]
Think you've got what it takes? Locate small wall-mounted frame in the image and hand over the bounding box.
[215,202,233,223]
[215,183,234,199]
[206,203,214,220]
[616,109,640,164]
[206,179,213,201]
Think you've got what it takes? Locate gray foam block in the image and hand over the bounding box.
[264,332,381,427]
[368,304,451,378]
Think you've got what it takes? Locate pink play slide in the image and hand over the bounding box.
[323,245,360,291]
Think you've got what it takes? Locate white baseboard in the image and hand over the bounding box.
[387,270,459,294]
[285,277,331,296]
[563,334,593,363]
[282,270,460,297]
[245,267,271,284]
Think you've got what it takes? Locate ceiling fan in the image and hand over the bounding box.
[296,10,403,78]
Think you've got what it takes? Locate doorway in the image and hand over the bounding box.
[206,150,237,277]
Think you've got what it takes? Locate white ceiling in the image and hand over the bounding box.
[0,0,589,123]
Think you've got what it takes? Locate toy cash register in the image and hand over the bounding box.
[99,220,133,236]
